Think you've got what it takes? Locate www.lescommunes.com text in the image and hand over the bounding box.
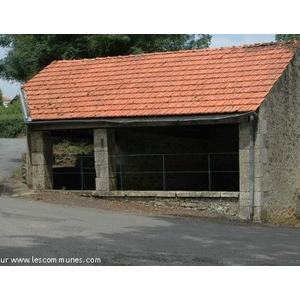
[0,256,102,264]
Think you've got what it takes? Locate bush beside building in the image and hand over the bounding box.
[0,101,25,138]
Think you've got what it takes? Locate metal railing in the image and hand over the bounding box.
[109,152,239,192]
[53,155,96,190]
[52,152,239,191]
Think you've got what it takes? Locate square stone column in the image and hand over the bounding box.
[239,119,263,221]
[94,129,117,191]
[30,130,53,190]
[26,126,33,188]
[239,121,251,220]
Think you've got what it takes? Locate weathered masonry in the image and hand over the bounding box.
[20,42,300,225]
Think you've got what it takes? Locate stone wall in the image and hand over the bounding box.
[258,49,300,226]
[22,152,27,182]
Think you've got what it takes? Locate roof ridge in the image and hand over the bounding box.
[52,40,300,64]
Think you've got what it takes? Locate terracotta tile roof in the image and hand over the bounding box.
[23,41,300,121]
[3,96,11,102]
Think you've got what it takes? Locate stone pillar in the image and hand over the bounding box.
[26,126,33,188]
[30,130,53,190]
[239,121,251,220]
[252,111,267,222]
[94,129,116,191]
[239,119,264,221]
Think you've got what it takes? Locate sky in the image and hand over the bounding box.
[0,34,276,99]
[211,34,275,48]
[0,47,20,99]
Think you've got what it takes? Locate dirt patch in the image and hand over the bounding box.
[0,177,30,197]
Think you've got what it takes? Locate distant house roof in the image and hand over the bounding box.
[2,96,12,107]
[3,96,11,102]
[23,42,299,121]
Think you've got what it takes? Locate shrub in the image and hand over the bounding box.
[0,101,25,138]
[53,137,94,155]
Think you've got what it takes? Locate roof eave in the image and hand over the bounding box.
[26,111,256,127]
[19,87,32,122]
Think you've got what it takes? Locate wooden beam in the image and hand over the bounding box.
[28,115,248,131]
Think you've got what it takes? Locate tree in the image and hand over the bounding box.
[275,34,300,42]
[0,87,3,106]
[0,34,211,82]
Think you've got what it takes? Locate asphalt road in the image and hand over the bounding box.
[1,138,300,266]
[0,138,27,182]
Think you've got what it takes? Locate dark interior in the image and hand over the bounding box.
[113,124,239,191]
[52,124,239,191]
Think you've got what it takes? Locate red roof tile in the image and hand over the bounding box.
[23,42,299,121]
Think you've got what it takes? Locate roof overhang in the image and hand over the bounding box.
[24,111,255,131]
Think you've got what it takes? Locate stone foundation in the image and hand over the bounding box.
[92,191,239,217]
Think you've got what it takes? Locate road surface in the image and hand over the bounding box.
[0,138,27,182]
[0,138,26,194]
[1,138,300,265]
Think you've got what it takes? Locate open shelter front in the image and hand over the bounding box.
[28,122,240,193]
[106,124,239,192]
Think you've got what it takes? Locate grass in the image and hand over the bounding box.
[10,168,22,180]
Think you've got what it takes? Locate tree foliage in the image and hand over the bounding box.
[0,34,211,82]
[0,87,3,106]
[275,34,300,42]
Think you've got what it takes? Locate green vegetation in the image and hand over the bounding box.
[0,87,3,106]
[0,34,211,82]
[0,101,25,138]
[276,34,300,42]
[53,137,94,155]
[10,167,22,180]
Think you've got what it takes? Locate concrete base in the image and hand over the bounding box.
[92,191,240,217]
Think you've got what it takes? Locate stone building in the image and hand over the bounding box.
[20,41,300,225]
